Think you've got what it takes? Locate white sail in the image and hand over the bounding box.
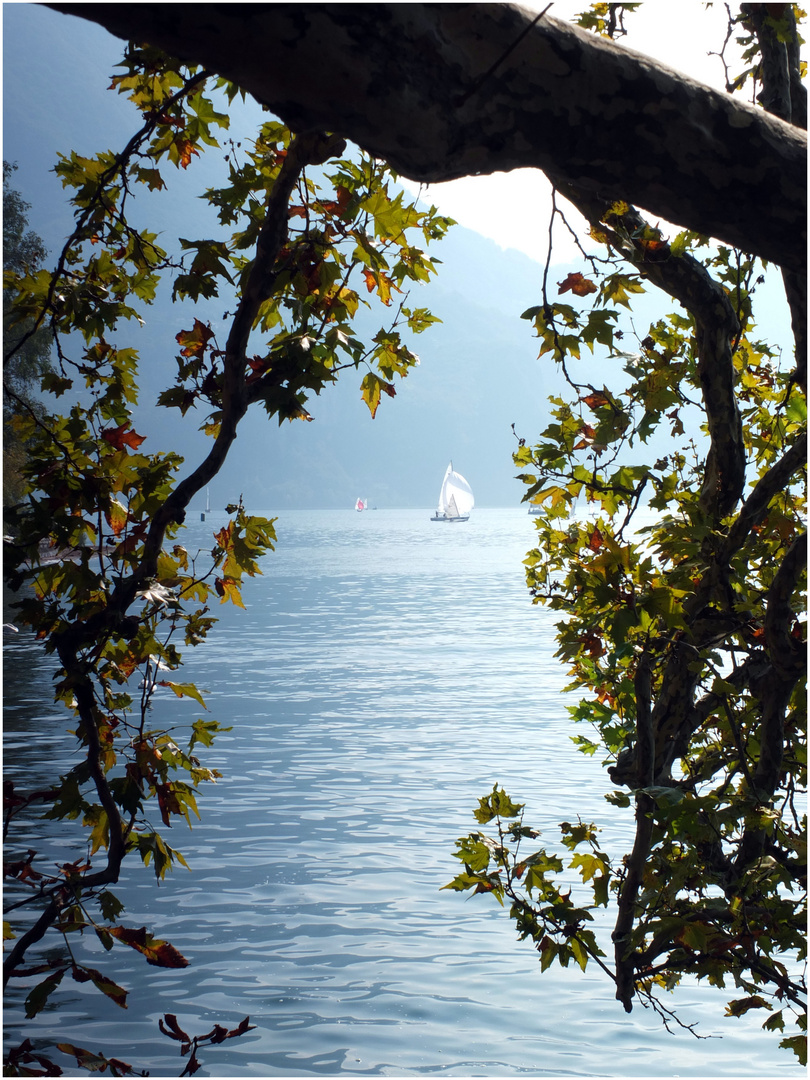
[434,462,473,520]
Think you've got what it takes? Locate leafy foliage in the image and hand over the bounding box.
[3,161,54,505]
[450,3,806,1062]
[2,43,450,1068]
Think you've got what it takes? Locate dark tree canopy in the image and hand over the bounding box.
[48,2,806,273]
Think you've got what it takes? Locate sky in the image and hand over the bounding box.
[400,0,751,262]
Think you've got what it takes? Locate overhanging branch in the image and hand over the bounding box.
[45,2,806,272]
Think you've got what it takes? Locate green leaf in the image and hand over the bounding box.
[779,1036,807,1066]
[25,968,67,1018]
[159,680,207,709]
[70,964,128,1008]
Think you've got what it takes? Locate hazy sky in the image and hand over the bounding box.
[402,0,751,262]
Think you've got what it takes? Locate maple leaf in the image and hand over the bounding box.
[176,319,214,358]
[581,392,611,409]
[101,424,146,451]
[109,926,189,968]
[588,526,604,552]
[176,138,199,170]
[558,272,598,297]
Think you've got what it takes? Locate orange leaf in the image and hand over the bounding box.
[108,926,189,968]
[101,424,146,451]
[177,138,199,170]
[558,272,598,297]
[581,392,610,409]
[588,526,603,552]
[176,318,214,358]
[362,268,376,293]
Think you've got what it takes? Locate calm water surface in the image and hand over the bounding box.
[3,509,800,1078]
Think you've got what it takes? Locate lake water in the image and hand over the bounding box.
[3,509,801,1078]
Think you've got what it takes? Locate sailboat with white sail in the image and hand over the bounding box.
[201,487,211,521]
[431,462,474,522]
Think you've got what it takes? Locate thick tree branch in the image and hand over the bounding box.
[45,2,806,273]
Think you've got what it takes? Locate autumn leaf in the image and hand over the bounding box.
[215,575,246,608]
[70,964,128,1008]
[558,272,598,297]
[159,681,207,709]
[587,526,603,552]
[159,1013,191,1044]
[101,424,146,451]
[104,499,128,537]
[57,1044,134,1074]
[108,925,189,968]
[176,318,214,358]
[176,137,199,170]
[581,392,611,409]
[361,372,382,418]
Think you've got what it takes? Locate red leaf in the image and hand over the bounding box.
[101,424,146,451]
[159,1013,191,1043]
[581,392,610,409]
[176,319,215,358]
[588,527,603,552]
[108,926,189,968]
[558,272,598,297]
[322,186,351,217]
[177,138,199,170]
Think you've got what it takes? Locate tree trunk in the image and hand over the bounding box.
[46,2,806,272]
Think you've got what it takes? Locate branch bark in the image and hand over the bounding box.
[45,2,807,273]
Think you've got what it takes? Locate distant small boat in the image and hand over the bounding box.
[201,487,211,521]
[528,505,543,515]
[355,497,367,512]
[431,462,473,522]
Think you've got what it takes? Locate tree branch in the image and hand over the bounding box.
[45,2,807,272]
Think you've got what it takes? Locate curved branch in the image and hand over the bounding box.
[551,182,746,520]
[45,2,807,272]
[722,432,807,558]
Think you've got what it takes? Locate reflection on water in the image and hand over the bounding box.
[3,510,798,1077]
